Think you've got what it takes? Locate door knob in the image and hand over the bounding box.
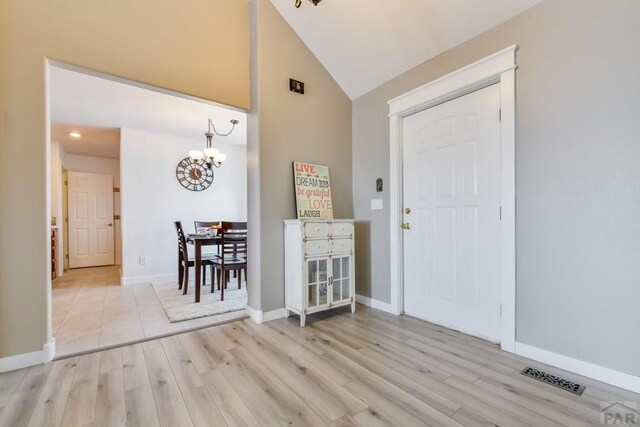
[401,222,411,230]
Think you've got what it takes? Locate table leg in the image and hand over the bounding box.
[195,240,202,303]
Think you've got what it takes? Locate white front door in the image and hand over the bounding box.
[68,171,115,268]
[402,84,502,341]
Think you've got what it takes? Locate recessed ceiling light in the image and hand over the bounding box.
[69,132,81,138]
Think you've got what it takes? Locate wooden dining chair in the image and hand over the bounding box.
[211,221,247,301]
[174,221,216,294]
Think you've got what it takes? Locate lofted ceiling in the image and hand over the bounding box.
[270,0,542,99]
[50,65,247,159]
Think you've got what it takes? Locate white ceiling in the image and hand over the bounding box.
[50,66,247,159]
[270,0,541,99]
[52,125,121,159]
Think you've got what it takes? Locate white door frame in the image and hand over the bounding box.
[388,45,517,353]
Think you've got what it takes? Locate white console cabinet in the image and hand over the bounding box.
[284,219,355,326]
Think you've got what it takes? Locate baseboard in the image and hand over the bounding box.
[355,294,398,315]
[121,273,176,285]
[0,340,56,373]
[247,306,286,324]
[515,342,640,394]
[246,305,261,323]
[264,308,287,322]
[43,338,56,363]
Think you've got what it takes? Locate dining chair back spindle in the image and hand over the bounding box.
[212,221,247,301]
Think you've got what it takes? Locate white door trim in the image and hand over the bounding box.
[388,45,517,353]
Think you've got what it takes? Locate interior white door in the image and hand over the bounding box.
[68,171,115,268]
[402,84,501,341]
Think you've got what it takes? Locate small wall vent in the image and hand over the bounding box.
[521,367,586,396]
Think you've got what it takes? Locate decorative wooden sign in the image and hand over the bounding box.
[292,161,333,219]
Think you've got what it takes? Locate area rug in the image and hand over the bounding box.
[152,281,247,323]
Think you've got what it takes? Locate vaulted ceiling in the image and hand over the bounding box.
[270,0,542,99]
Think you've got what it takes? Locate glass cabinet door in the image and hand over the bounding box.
[306,258,329,310]
[331,255,352,304]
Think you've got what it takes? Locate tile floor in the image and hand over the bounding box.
[52,265,246,357]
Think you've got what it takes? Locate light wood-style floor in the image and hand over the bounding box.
[2,305,638,426]
[53,266,246,357]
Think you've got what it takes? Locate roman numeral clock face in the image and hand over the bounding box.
[176,157,214,191]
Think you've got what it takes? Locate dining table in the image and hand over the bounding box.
[186,233,221,303]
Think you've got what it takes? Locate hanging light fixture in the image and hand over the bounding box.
[295,0,322,8]
[189,117,239,168]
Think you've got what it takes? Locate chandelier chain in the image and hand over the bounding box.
[208,118,237,137]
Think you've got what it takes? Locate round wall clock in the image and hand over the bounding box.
[176,157,214,191]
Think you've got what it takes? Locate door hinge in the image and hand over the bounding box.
[64,180,68,186]
[113,187,120,193]
[65,254,69,260]
[500,304,503,318]
[498,108,502,121]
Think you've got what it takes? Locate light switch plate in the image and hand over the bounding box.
[371,199,383,210]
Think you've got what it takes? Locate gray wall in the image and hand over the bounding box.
[353,0,640,376]
[250,0,353,313]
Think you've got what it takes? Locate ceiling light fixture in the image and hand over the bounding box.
[189,117,239,169]
[69,131,82,138]
[295,0,322,8]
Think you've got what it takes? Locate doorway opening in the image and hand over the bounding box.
[402,83,502,341]
[48,63,249,358]
[388,46,517,352]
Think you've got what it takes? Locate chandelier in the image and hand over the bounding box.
[189,117,239,168]
[295,0,321,8]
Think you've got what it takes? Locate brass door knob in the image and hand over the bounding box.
[401,222,411,230]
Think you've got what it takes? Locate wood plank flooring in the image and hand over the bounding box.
[1,305,638,426]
